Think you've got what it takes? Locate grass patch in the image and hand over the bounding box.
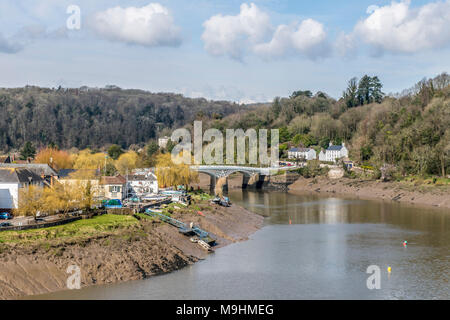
[399,175,450,187]
[190,191,213,201]
[0,214,138,244]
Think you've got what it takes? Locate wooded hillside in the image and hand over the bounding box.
[0,86,246,151]
[207,73,450,177]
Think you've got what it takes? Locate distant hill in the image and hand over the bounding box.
[206,73,450,177]
[0,86,253,151]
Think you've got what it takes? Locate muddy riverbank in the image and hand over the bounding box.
[0,202,263,299]
[289,177,450,209]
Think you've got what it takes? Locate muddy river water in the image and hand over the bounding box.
[32,190,450,299]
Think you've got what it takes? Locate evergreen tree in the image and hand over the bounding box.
[290,90,313,99]
[107,144,123,160]
[146,141,159,157]
[343,77,359,108]
[357,75,372,105]
[370,76,384,103]
[20,142,36,160]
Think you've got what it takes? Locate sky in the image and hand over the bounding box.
[0,0,449,103]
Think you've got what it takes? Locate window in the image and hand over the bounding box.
[109,186,121,193]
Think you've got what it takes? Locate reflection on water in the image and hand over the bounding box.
[31,190,450,300]
[234,190,450,233]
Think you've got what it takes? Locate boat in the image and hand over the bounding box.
[144,209,217,247]
[211,196,221,205]
[198,239,213,251]
[211,196,231,207]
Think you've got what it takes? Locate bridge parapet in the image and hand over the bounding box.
[190,165,290,178]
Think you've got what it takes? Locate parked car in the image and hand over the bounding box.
[0,212,13,220]
[0,222,12,227]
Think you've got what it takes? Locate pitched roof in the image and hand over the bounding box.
[0,156,11,163]
[126,174,157,182]
[58,169,100,179]
[289,148,311,152]
[100,175,126,185]
[0,168,44,184]
[327,145,344,151]
[0,163,58,176]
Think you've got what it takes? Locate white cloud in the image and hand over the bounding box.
[335,32,357,58]
[202,2,329,60]
[0,33,22,54]
[18,25,68,40]
[255,19,329,59]
[366,5,380,14]
[202,3,272,60]
[0,25,68,54]
[354,0,450,54]
[92,3,182,47]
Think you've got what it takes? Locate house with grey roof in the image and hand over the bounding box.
[0,163,58,186]
[0,168,44,210]
[319,142,349,163]
[57,169,102,200]
[288,147,317,161]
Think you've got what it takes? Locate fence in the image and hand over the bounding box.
[0,216,82,232]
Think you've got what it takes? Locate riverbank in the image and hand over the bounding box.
[0,201,263,299]
[289,177,450,209]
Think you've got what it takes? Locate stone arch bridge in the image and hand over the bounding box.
[190,165,290,193]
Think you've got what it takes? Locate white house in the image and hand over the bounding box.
[158,136,170,149]
[319,142,349,163]
[99,175,127,200]
[288,147,317,161]
[0,168,44,210]
[126,172,158,198]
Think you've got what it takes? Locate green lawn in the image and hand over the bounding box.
[0,214,138,244]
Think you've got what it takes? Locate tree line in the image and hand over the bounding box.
[0,86,247,152]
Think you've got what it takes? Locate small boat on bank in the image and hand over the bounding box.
[198,239,213,251]
[211,196,221,204]
[211,196,231,207]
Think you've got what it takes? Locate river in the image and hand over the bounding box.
[31,190,450,300]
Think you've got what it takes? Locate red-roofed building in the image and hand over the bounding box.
[99,175,127,200]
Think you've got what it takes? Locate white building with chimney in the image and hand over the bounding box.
[158,136,169,149]
[319,142,349,163]
[288,147,316,161]
[126,170,158,198]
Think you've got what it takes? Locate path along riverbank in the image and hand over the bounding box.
[289,177,450,209]
[0,201,263,299]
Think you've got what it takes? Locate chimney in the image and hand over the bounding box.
[342,142,345,147]
[329,141,332,147]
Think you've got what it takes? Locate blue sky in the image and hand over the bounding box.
[0,0,449,102]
